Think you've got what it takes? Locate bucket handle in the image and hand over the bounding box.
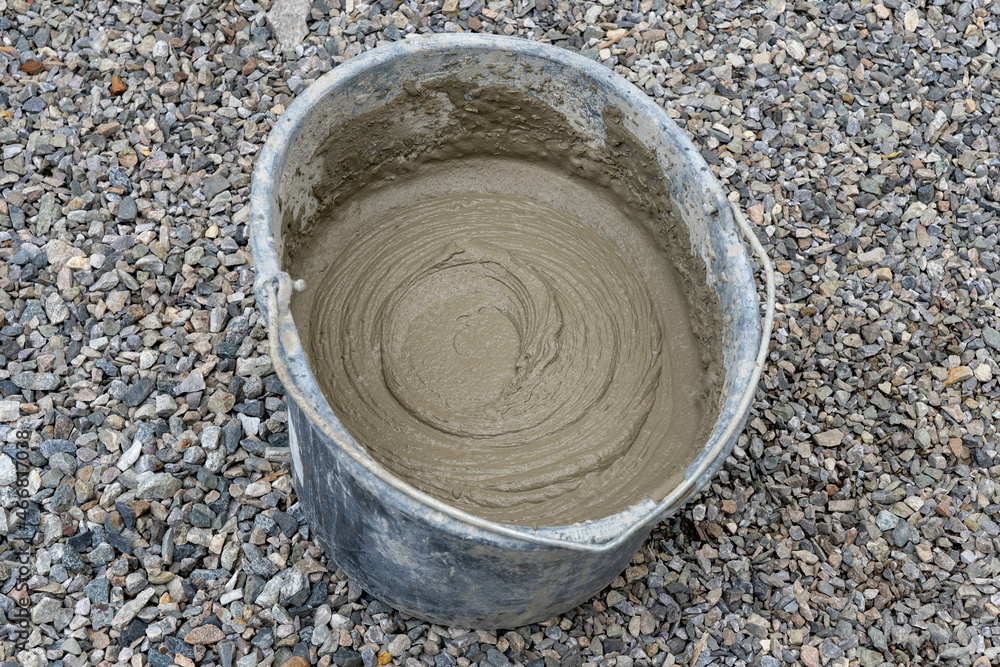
[261,201,774,553]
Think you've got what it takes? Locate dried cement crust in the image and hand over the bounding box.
[284,80,723,527]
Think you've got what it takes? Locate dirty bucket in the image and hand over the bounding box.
[250,34,774,628]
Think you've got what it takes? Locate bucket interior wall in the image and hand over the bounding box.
[266,45,759,526]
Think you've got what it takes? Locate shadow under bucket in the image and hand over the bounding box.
[250,34,774,628]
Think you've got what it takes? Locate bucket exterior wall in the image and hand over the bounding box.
[251,34,764,628]
[288,400,647,627]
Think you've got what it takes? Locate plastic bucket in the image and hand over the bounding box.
[250,34,774,628]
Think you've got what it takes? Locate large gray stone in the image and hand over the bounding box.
[984,326,1000,351]
[123,376,155,406]
[31,596,62,624]
[45,239,84,271]
[111,587,156,630]
[0,455,16,486]
[266,0,311,47]
[137,473,182,500]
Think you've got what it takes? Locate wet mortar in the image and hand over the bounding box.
[285,80,724,526]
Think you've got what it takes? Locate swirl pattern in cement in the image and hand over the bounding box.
[293,179,713,526]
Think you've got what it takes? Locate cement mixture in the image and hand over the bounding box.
[285,81,723,526]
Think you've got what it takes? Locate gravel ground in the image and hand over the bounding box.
[2,0,999,665]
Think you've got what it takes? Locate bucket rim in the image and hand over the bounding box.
[250,33,775,552]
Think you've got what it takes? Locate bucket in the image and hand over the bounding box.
[250,34,774,628]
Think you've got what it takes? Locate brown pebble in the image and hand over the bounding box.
[242,59,258,76]
[184,624,225,645]
[281,658,310,667]
[129,499,151,517]
[800,644,820,667]
[21,60,44,75]
[111,75,128,96]
[126,303,151,321]
[943,366,973,388]
[721,499,737,514]
[935,501,951,517]
[468,15,482,30]
[948,438,964,457]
